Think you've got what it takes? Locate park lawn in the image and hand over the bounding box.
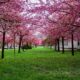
[0,47,80,80]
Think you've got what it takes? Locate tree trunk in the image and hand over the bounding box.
[55,43,57,51]
[57,38,60,52]
[14,34,16,55]
[71,33,74,56]
[22,41,25,52]
[62,36,64,53]
[18,35,22,53]
[1,32,6,59]
[55,40,57,51]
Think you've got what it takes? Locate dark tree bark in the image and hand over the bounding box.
[13,34,16,55]
[18,35,22,53]
[55,39,57,51]
[71,33,74,56]
[55,43,57,51]
[62,36,64,53]
[22,41,25,52]
[1,32,6,59]
[57,38,60,52]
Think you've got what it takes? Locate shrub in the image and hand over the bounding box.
[21,44,32,50]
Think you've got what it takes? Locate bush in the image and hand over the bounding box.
[21,44,32,50]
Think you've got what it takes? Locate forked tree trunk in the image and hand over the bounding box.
[71,33,74,56]
[1,32,6,59]
[62,36,64,53]
[18,35,22,53]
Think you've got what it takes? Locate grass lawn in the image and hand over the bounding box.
[0,46,80,80]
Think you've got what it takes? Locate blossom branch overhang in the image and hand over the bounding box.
[0,0,10,4]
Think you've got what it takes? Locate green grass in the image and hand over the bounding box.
[0,46,80,80]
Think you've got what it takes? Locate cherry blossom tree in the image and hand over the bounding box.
[0,0,24,58]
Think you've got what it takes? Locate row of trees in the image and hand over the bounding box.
[0,0,80,59]
[26,0,80,55]
[0,0,40,59]
[41,0,80,55]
